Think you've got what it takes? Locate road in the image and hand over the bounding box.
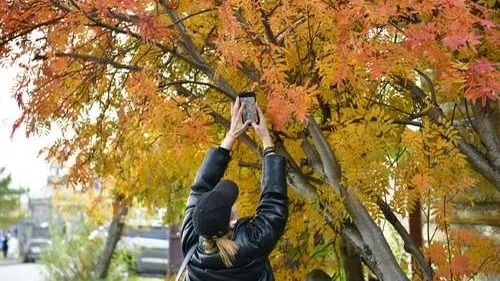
[0,261,45,281]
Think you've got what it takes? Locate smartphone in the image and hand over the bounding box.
[239,92,259,125]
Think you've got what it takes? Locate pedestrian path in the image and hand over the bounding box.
[0,258,21,266]
[0,262,44,281]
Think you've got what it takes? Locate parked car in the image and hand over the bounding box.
[23,238,51,262]
[118,225,169,275]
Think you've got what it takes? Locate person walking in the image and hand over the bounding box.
[179,97,288,281]
[2,232,9,259]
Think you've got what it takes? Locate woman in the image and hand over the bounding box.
[180,97,288,281]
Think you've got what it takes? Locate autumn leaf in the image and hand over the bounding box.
[465,59,500,106]
[267,95,291,130]
[218,2,238,35]
[451,255,473,278]
[411,173,433,193]
[427,242,447,266]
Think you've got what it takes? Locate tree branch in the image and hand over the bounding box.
[394,119,423,127]
[275,16,306,46]
[0,16,65,48]
[166,8,215,29]
[471,101,500,171]
[342,224,383,279]
[78,6,202,71]
[306,119,341,190]
[238,161,261,169]
[414,68,437,105]
[161,80,233,98]
[301,132,324,174]
[377,199,434,281]
[395,76,500,190]
[259,7,278,44]
[161,4,238,99]
[55,52,142,71]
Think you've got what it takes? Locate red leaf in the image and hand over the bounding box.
[218,2,238,35]
[465,59,500,106]
[477,19,496,29]
[470,59,494,74]
[403,23,437,50]
[452,228,477,245]
[442,21,481,50]
[288,87,310,122]
[267,95,291,130]
[427,242,447,266]
[451,255,472,277]
[443,35,467,50]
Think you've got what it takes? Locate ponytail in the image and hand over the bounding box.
[200,234,238,267]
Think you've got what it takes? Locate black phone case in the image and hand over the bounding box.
[239,92,260,125]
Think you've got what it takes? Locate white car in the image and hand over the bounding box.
[23,238,51,262]
[118,225,169,275]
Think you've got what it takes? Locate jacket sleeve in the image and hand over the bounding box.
[180,147,231,255]
[245,154,288,258]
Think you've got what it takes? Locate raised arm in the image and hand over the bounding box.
[250,153,288,256]
[180,97,251,254]
[244,103,289,257]
[181,147,231,254]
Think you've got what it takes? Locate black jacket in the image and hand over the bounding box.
[181,147,288,281]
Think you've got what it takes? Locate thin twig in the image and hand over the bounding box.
[55,52,143,71]
[160,80,233,97]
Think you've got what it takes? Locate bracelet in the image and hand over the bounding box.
[262,146,276,157]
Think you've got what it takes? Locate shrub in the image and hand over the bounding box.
[40,219,103,281]
[40,218,136,281]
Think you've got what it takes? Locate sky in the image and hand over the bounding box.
[0,65,58,198]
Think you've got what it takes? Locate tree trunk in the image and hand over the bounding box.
[471,101,500,172]
[341,229,364,281]
[342,187,408,280]
[409,199,424,280]
[167,224,182,276]
[95,197,128,279]
[307,120,409,281]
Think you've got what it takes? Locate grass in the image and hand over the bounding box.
[129,276,164,281]
[73,275,165,281]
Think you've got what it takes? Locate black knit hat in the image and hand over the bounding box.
[192,180,239,238]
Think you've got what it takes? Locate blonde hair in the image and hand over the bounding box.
[201,233,238,267]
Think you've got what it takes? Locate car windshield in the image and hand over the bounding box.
[29,241,50,247]
[124,226,167,240]
[32,227,50,238]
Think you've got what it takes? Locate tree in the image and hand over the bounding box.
[95,196,128,278]
[0,168,24,228]
[1,0,499,280]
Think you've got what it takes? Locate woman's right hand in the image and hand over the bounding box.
[252,103,273,149]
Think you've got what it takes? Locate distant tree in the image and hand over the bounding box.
[0,168,24,228]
